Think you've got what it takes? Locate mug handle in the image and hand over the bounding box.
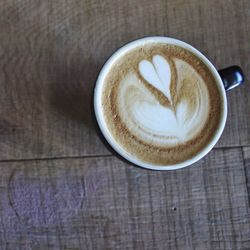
[218,66,245,91]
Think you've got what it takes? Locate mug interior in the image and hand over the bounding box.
[94,37,227,170]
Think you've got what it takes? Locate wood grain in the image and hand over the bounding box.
[0,1,250,249]
[0,148,250,249]
[0,0,249,160]
[243,146,250,204]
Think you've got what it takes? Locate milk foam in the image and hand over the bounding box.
[117,55,210,146]
[139,55,172,103]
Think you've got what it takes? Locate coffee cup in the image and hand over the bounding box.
[94,37,244,170]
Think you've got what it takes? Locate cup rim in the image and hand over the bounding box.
[94,36,227,170]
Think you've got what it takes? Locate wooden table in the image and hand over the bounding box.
[0,0,250,249]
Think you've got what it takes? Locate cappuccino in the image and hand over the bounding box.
[99,42,223,166]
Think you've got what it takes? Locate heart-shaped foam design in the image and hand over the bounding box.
[117,56,210,146]
[139,55,172,103]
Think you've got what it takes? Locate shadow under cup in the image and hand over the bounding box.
[93,37,244,170]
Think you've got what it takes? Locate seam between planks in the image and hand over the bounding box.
[0,145,249,163]
[0,154,113,163]
[241,146,250,209]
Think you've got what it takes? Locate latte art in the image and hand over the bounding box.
[118,55,210,146]
[139,55,172,103]
[101,43,222,165]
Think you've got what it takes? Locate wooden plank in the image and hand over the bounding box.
[243,146,250,205]
[0,148,250,249]
[0,0,249,160]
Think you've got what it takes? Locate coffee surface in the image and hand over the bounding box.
[101,43,222,165]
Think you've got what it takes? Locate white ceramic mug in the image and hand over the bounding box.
[94,37,244,170]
